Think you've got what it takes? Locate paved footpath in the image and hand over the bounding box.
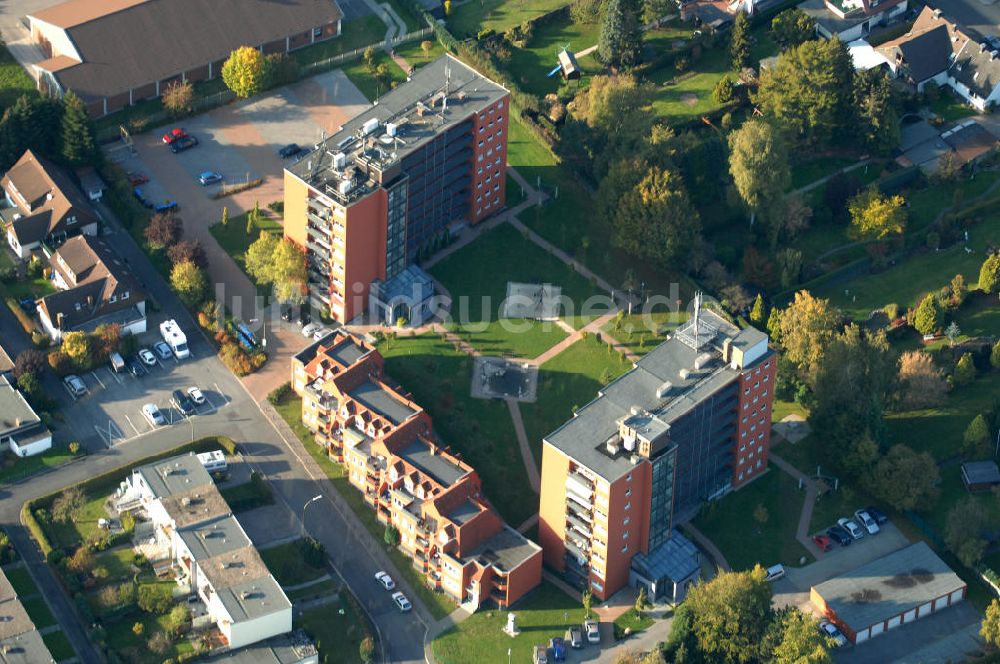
[769,453,822,558]
[681,523,731,572]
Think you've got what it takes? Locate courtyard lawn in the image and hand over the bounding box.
[0,45,36,114]
[291,15,389,66]
[600,310,689,356]
[433,581,586,664]
[519,335,631,465]
[396,38,446,69]
[788,155,857,192]
[771,399,808,424]
[342,51,408,102]
[886,370,1000,462]
[91,548,140,589]
[42,631,76,662]
[429,222,599,357]
[104,611,195,664]
[4,275,56,303]
[447,0,573,39]
[260,539,327,587]
[208,212,282,275]
[286,577,338,602]
[271,390,455,620]
[379,334,538,527]
[614,608,654,634]
[693,466,812,571]
[297,596,371,664]
[0,446,77,486]
[3,566,38,598]
[43,492,110,551]
[21,596,56,629]
[502,17,602,97]
[929,89,978,124]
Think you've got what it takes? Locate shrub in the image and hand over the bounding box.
[68,442,80,455]
[954,352,977,386]
[5,298,35,334]
[267,382,292,405]
[137,583,173,614]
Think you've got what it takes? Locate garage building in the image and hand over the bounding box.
[810,542,966,645]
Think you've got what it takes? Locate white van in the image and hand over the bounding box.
[765,564,786,582]
[109,352,125,373]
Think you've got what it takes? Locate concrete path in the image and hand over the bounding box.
[769,453,823,558]
[517,513,539,534]
[680,523,731,572]
[505,398,541,492]
[790,158,873,197]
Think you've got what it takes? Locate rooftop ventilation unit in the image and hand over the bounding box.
[655,381,672,399]
[385,122,398,137]
[679,368,691,380]
[694,352,714,370]
[362,118,379,136]
[332,152,347,170]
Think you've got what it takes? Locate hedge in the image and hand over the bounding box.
[22,436,238,558]
[4,297,35,335]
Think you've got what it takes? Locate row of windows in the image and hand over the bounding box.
[739,432,766,449]
[737,459,765,482]
[474,196,501,215]
[475,128,503,146]
[738,445,765,466]
[477,101,505,123]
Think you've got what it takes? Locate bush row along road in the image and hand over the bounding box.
[0,204,430,663]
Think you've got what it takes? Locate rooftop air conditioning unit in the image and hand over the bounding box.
[362,118,379,136]
[338,179,353,195]
[385,122,398,137]
[655,382,672,399]
[333,152,347,169]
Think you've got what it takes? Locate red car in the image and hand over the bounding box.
[162,128,188,144]
[812,534,833,552]
[127,172,148,186]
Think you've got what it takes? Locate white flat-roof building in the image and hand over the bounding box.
[0,376,52,458]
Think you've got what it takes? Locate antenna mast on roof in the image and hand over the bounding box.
[693,291,701,347]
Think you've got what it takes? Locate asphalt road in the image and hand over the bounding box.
[0,208,430,662]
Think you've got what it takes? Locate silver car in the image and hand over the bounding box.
[63,374,86,397]
[142,403,166,427]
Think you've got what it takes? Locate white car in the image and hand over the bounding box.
[374,571,395,590]
[63,374,86,397]
[187,387,206,405]
[837,517,864,540]
[764,564,786,582]
[854,510,880,535]
[142,403,166,427]
[584,619,600,644]
[391,591,411,612]
[138,348,157,366]
[312,327,332,340]
[819,621,848,647]
[301,322,321,338]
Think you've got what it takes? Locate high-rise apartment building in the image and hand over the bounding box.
[291,330,541,609]
[284,54,509,323]
[538,298,776,602]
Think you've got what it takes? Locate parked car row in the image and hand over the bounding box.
[373,571,412,612]
[531,620,600,663]
[141,386,207,427]
[816,506,889,550]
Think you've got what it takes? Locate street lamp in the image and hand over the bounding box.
[249,317,268,349]
[301,494,322,538]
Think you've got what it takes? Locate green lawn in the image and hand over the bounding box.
[771,399,808,424]
[0,45,37,115]
[816,199,1000,320]
[519,335,631,465]
[219,474,274,512]
[788,156,857,192]
[104,610,195,664]
[614,608,655,634]
[260,539,328,587]
[292,15,389,66]
[429,222,599,357]
[343,50,408,102]
[297,596,371,664]
[21,596,56,629]
[396,37,446,68]
[287,577,339,602]
[886,370,1000,462]
[502,16,602,97]
[600,311,689,356]
[929,90,978,124]
[42,492,110,551]
[91,548,140,588]
[926,464,1000,537]
[208,212,283,276]
[4,275,56,302]
[447,0,573,38]
[0,447,77,486]
[3,566,38,597]
[271,390,455,620]
[693,467,812,571]
[42,630,76,662]
[379,334,537,527]
[433,581,585,664]
[384,0,426,33]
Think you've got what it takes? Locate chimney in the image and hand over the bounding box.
[933,8,942,18]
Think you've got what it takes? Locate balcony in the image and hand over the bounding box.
[566,475,593,503]
[566,513,592,538]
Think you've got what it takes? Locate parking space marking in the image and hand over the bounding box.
[213,383,230,405]
[90,371,106,390]
[124,414,141,437]
[105,367,123,385]
[94,420,127,448]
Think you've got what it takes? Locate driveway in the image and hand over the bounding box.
[109,68,369,400]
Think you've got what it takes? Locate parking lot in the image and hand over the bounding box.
[60,318,233,449]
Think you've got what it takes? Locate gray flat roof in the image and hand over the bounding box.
[135,453,214,499]
[287,54,507,197]
[962,461,1000,484]
[216,574,291,624]
[0,598,35,641]
[447,499,483,526]
[399,438,469,487]
[178,514,251,561]
[466,526,541,574]
[0,376,42,438]
[545,310,768,481]
[294,330,368,367]
[351,380,417,425]
[0,629,53,664]
[203,629,317,664]
[813,542,966,631]
[0,344,12,376]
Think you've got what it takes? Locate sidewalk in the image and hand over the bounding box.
[769,453,822,558]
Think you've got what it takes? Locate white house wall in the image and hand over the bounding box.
[226,609,293,650]
[29,19,81,61]
[9,434,52,457]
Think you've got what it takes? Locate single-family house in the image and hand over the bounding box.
[0,375,52,458]
[1,150,98,258]
[798,0,908,42]
[36,234,146,341]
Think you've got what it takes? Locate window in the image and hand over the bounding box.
[764,360,771,369]
[763,375,769,382]
[478,154,483,162]
[623,531,629,540]
[479,113,485,121]
[476,195,482,203]
[743,402,749,410]
[479,126,485,133]
[757,432,764,440]
[759,417,765,425]
[625,488,631,497]
[739,457,745,465]
[739,444,746,452]
[498,127,504,136]
[495,157,502,165]
[477,167,483,175]
[744,388,750,396]
[478,140,484,148]
[486,148,493,156]
[757,459,763,468]
[109,294,117,303]
[493,184,499,192]
[741,416,748,424]
[623,517,630,526]
[626,474,632,482]
[476,208,481,215]
[313,27,323,37]
[66,215,77,225]
[492,197,499,204]
[624,502,631,511]
[477,182,482,189]
[738,472,744,481]
[741,431,747,438]
[754,381,760,389]
[489,107,495,114]
[486,174,492,182]
[757,445,763,454]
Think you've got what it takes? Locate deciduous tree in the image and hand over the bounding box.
[777,291,840,382]
[912,294,942,336]
[867,445,939,512]
[728,119,789,230]
[221,46,267,98]
[167,239,207,270]
[749,294,766,327]
[898,351,948,409]
[244,232,280,284]
[145,212,182,249]
[162,80,194,116]
[51,486,84,524]
[170,260,207,308]
[770,8,815,50]
[945,498,988,567]
[848,188,906,241]
[963,414,991,459]
[982,600,1000,647]
[979,252,1000,293]
[61,331,93,370]
[685,566,773,664]
[14,349,47,379]
[770,609,831,664]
